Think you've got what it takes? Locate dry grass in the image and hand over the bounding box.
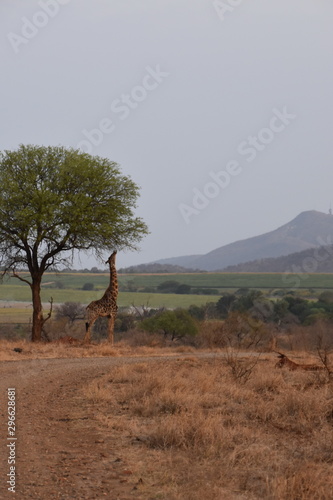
[0,338,121,360]
[0,338,201,361]
[83,357,333,500]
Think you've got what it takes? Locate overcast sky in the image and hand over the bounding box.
[2,0,333,269]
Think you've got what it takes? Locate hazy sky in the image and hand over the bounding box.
[2,0,333,269]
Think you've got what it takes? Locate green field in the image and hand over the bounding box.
[1,271,332,325]
[0,288,220,308]
[0,291,221,324]
[1,271,333,291]
[118,272,333,289]
[1,272,333,313]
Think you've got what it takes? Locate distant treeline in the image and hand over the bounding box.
[1,263,202,274]
[118,263,203,274]
[1,267,108,274]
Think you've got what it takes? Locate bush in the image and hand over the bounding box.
[82,282,94,291]
[55,302,85,323]
[157,280,180,293]
[233,290,264,312]
[281,296,321,324]
[90,317,108,339]
[318,291,333,304]
[140,309,198,341]
[198,321,226,348]
[51,281,65,289]
[0,324,31,341]
[140,286,156,293]
[176,284,191,294]
[192,288,219,295]
[222,312,269,349]
[188,305,206,320]
[115,312,137,332]
[216,294,236,317]
[117,328,168,347]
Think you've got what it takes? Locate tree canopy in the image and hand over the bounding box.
[0,144,149,340]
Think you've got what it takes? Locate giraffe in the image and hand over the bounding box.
[84,251,118,345]
[275,352,325,371]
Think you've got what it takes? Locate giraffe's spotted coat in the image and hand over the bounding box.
[84,251,118,344]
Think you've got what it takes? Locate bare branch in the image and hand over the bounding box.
[43,297,54,325]
[316,345,332,377]
[12,269,32,287]
[225,349,261,383]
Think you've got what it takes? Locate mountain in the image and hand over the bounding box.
[154,211,333,271]
[155,255,202,268]
[223,245,333,273]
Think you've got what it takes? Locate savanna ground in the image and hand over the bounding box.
[0,337,333,500]
[1,273,333,499]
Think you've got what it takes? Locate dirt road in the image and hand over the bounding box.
[0,356,169,500]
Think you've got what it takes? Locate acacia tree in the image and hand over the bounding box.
[0,145,148,341]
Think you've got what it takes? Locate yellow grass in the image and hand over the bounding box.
[2,330,333,498]
[0,338,202,362]
[83,357,333,499]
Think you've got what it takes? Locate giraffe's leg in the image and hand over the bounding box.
[83,325,91,344]
[107,315,115,345]
[84,316,97,344]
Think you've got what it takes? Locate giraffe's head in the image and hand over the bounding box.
[275,353,286,369]
[106,251,117,266]
[275,352,298,370]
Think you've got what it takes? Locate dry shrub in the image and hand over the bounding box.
[223,312,269,350]
[43,317,85,341]
[197,320,226,348]
[225,349,261,383]
[84,357,333,499]
[199,314,273,352]
[276,320,333,353]
[0,323,31,341]
[118,328,167,347]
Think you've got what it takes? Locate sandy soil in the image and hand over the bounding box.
[0,356,164,500]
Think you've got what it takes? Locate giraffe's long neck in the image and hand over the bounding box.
[108,259,118,296]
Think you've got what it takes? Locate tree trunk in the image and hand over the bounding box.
[31,276,44,342]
